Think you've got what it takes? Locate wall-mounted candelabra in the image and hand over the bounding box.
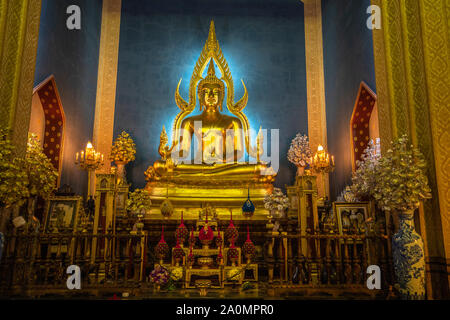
[75,142,104,197]
[310,145,335,199]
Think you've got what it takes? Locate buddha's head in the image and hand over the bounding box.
[198,59,225,112]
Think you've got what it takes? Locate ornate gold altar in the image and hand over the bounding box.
[144,21,275,221]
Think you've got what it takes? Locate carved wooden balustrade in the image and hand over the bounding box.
[0,229,150,298]
[264,226,394,291]
[0,223,394,298]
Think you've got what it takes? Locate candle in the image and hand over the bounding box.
[331,155,335,166]
[76,152,79,161]
[81,151,84,160]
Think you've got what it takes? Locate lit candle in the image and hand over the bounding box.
[81,151,84,160]
[76,152,79,161]
[101,154,104,162]
[331,155,335,166]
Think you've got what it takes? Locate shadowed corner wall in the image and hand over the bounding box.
[321,0,376,200]
[34,0,103,196]
[114,0,307,191]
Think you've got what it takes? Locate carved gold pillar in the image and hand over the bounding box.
[0,0,42,156]
[371,0,450,298]
[419,0,450,295]
[92,0,122,194]
[302,0,328,198]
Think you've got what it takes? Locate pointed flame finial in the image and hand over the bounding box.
[207,20,217,51]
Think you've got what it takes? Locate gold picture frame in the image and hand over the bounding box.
[333,202,370,236]
[44,196,82,233]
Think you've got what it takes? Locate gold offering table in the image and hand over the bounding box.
[185,247,224,289]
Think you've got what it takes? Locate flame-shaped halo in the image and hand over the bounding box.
[172,20,251,153]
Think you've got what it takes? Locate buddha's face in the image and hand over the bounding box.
[201,83,222,109]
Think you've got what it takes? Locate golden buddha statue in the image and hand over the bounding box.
[179,59,244,164]
[145,21,275,220]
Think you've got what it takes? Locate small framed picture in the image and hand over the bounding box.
[116,192,127,210]
[44,196,82,232]
[333,202,370,235]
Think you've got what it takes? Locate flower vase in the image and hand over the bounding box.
[392,210,426,300]
[116,161,127,182]
[270,209,284,219]
[296,166,305,176]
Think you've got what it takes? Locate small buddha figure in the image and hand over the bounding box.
[178,60,244,164]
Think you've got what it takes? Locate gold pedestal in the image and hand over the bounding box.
[145,176,273,221]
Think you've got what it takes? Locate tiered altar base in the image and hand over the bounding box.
[145,180,273,221]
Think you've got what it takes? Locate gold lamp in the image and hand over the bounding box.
[75,141,104,197]
[310,145,335,199]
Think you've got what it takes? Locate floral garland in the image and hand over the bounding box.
[149,265,169,285]
[110,131,136,163]
[126,188,151,214]
[287,134,312,168]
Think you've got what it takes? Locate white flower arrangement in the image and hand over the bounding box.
[350,139,381,200]
[350,135,431,213]
[372,135,431,212]
[264,188,290,213]
[287,134,312,168]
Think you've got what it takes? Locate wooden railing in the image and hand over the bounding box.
[0,228,393,297]
[0,230,150,297]
[264,230,394,289]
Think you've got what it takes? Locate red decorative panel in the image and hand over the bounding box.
[350,82,377,171]
[33,76,65,176]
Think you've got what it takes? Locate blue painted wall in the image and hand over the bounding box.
[322,0,376,200]
[115,0,308,191]
[34,0,102,196]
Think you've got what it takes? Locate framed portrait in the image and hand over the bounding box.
[44,196,82,232]
[333,202,370,235]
